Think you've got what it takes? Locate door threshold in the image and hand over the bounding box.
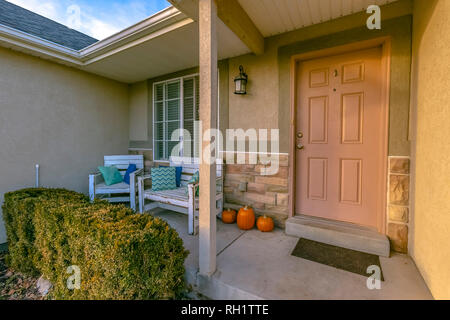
[286,215,390,257]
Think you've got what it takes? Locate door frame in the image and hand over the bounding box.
[288,37,392,234]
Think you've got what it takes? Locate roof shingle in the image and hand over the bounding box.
[0,0,98,50]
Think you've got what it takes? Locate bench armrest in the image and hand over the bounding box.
[89,172,104,184]
[188,178,222,192]
[138,174,151,184]
[188,182,199,197]
[138,174,152,213]
[130,168,144,184]
[186,175,221,186]
[128,168,144,211]
[187,183,198,203]
[89,172,104,202]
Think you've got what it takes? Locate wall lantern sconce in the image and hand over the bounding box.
[234,65,248,95]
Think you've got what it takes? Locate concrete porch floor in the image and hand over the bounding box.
[151,209,433,300]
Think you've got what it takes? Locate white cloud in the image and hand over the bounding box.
[79,15,121,40]
[7,0,120,39]
[6,0,168,40]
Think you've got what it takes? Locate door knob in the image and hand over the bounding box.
[296,144,304,150]
[297,132,303,139]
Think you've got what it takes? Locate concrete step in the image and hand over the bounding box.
[286,215,390,257]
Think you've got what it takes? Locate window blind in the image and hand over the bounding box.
[153,76,200,161]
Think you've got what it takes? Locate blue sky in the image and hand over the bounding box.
[7,0,171,40]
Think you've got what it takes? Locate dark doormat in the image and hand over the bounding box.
[291,238,384,281]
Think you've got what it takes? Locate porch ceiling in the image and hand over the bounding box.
[0,5,250,84]
[0,0,403,83]
[81,18,249,83]
[79,0,403,83]
[238,0,400,38]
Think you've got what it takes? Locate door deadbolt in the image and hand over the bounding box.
[297,132,303,139]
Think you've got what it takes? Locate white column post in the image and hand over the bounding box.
[198,0,218,276]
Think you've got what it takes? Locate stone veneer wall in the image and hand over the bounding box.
[223,153,290,228]
[224,154,411,254]
[387,156,411,253]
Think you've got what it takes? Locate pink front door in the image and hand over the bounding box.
[295,47,385,229]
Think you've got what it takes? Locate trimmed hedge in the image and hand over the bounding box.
[2,188,87,276]
[2,188,188,299]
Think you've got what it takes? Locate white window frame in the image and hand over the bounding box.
[152,72,220,163]
[153,74,198,162]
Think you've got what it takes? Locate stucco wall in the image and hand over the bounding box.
[229,0,413,154]
[129,81,149,142]
[0,47,129,244]
[228,53,278,132]
[410,0,450,299]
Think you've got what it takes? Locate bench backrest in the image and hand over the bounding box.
[168,157,223,187]
[104,155,144,177]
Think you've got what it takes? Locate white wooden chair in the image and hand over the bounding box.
[89,155,144,210]
[138,157,224,235]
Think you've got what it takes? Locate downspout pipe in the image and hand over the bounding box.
[35,164,40,188]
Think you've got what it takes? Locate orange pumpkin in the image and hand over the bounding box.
[257,215,274,232]
[222,209,237,224]
[237,205,255,230]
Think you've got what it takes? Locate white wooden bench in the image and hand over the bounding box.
[89,155,144,210]
[138,157,223,235]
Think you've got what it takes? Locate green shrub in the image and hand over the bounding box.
[2,188,87,275]
[2,188,188,299]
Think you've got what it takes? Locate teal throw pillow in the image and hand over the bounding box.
[98,166,123,186]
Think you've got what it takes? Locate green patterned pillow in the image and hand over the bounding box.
[151,167,177,191]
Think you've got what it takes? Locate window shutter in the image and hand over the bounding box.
[156,141,164,160]
[183,77,195,158]
[153,81,181,161]
[155,84,164,101]
[195,76,200,121]
[166,81,180,100]
[194,76,200,158]
[167,100,180,121]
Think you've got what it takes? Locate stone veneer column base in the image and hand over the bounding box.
[387,156,411,253]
